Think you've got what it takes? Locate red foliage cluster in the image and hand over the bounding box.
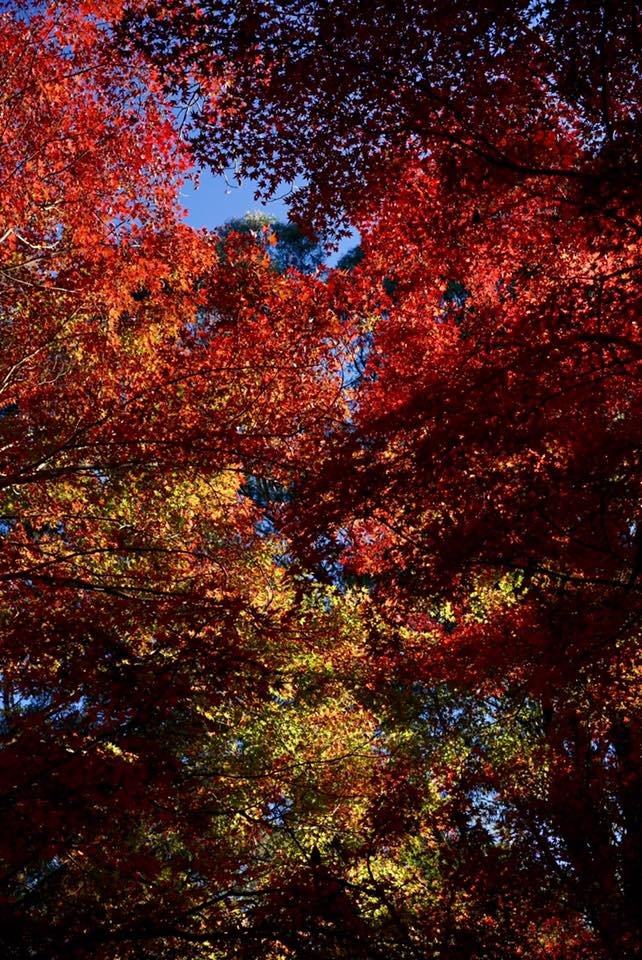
[0,2,640,959]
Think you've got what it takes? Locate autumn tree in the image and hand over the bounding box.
[122,2,642,958]
[1,1,640,958]
[0,5,370,957]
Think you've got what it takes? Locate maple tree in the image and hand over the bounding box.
[124,1,641,958]
[1,1,640,959]
[0,5,360,956]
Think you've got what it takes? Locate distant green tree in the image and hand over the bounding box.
[336,245,363,271]
[219,212,324,274]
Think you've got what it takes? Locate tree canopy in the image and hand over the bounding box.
[0,2,640,959]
